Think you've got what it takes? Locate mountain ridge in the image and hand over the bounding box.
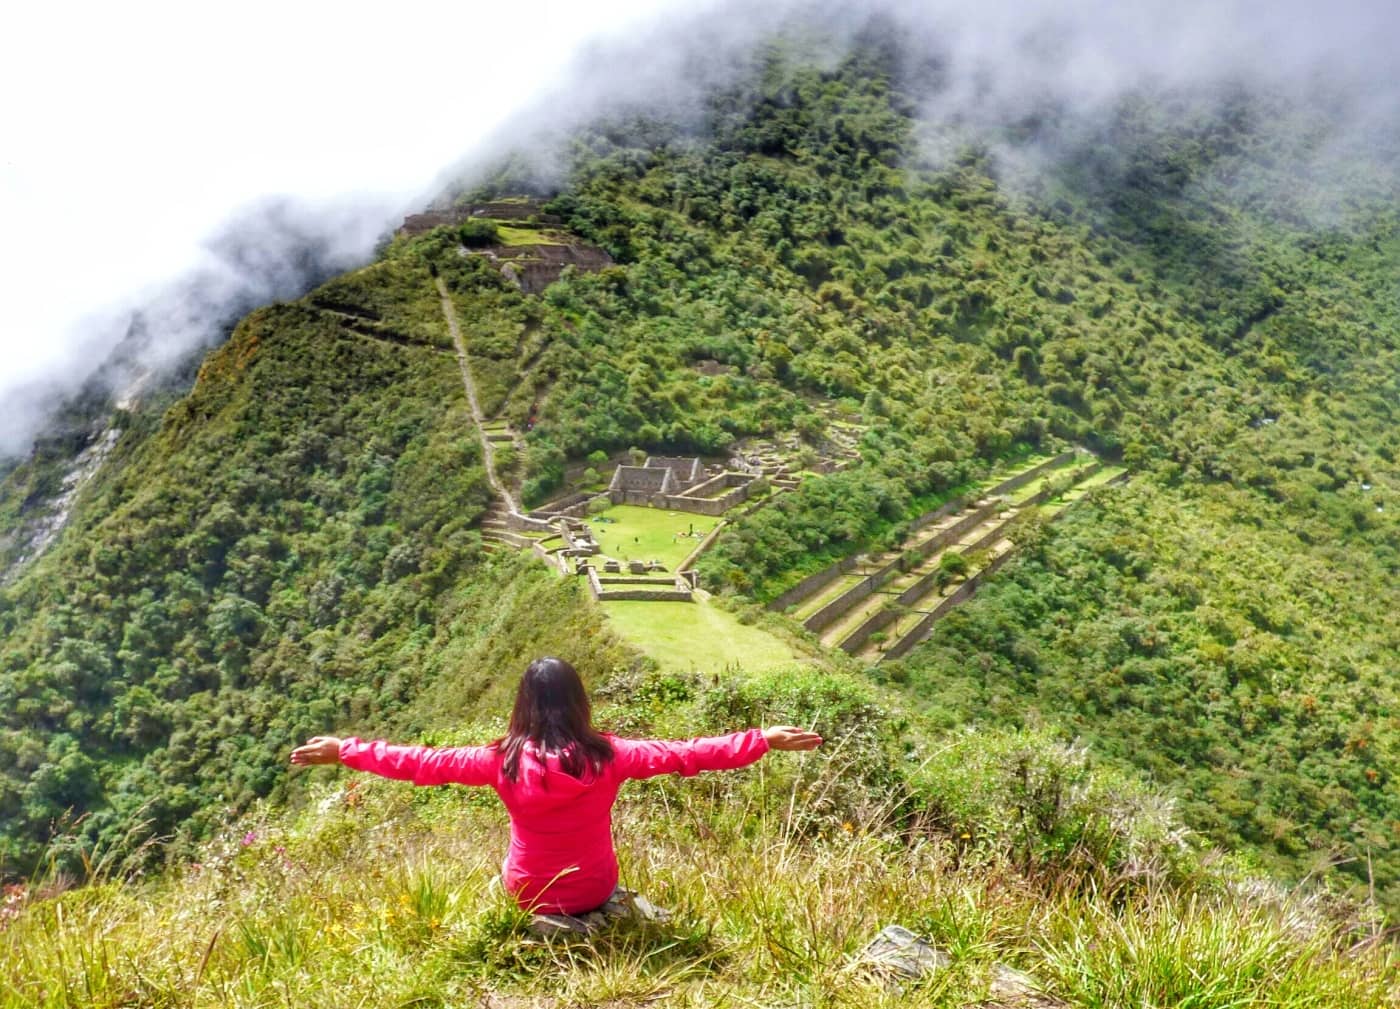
[2,24,1399,1004]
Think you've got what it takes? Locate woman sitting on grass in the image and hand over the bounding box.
[290,656,822,917]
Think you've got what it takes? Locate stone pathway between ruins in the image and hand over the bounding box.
[439,265,1126,662]
[437,276,521,517]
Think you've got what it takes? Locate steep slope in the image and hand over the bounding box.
[1,26,1397,928]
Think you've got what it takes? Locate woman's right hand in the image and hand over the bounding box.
[763,726,823,751]
[290,736,343,766]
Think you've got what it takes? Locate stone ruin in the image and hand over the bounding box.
[397,200,562,236]
[643,456,704,488]
[396,198,613,294]
[608,455,762,516]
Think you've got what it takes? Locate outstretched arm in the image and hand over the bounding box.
[613,725,822,780]
[290,736,342,765]
[763,726,823,751]
[290,736,497,787]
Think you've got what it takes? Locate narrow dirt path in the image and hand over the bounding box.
[437,277,521,515]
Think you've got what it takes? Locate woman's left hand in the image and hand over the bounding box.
[290,736,343,766]
[763,726,823,751]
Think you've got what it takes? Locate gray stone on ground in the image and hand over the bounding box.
[528,887,672,937]
[855,925,1067,1007]
[857,924,951,980]
[984,963,1068,1008]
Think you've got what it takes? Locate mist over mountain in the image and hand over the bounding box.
[8,0,1395,463]
[2,4,1400,1002]
[0,0,680,460]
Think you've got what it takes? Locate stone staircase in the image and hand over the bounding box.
[751,451,801,490]
[480,502,531,552]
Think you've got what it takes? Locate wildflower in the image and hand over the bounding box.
[0,885,26,930]
[241,831,258,847]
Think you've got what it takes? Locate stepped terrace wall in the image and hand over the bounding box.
[995,451,1075,497]
[834,510,1024,654]
[882,549,1017,661]
[767,453,1076,616]
[802,499,1003,633]
[1017,462,1103,508]
[586,567,692,601]
[770,556,862,612]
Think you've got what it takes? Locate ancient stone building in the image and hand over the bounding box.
[643,456,704,489]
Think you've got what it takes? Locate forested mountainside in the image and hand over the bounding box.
[2,23,1398,945]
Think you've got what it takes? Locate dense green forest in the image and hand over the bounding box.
[1,25,1397,930]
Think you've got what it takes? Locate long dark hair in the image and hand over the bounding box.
[497,657,614,783]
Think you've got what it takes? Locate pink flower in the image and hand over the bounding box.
[241,831,257,847]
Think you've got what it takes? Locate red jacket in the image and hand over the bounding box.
[339,729,769,914]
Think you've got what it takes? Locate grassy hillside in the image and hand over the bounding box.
[1,21,1398,1000]
[5,662,1396,1006]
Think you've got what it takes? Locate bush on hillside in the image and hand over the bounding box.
[458,220,500,247]
[907,727,1194,885]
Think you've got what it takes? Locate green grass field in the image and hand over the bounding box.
[602,598,803,675]
[587,505,719,570]
[496,224,565,246]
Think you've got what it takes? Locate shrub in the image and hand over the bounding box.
[907,727,1193,884]
[458,220,499,247]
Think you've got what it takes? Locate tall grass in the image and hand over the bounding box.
[3,767,1395,1008]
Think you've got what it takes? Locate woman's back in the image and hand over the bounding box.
[293,657,819,916]
[338,728,772,913]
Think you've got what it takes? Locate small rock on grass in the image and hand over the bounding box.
[855,925,1067,1007]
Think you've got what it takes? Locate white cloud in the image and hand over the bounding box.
[3,0,1397,457]
[0,0,687,448]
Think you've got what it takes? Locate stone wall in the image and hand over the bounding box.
[766,466,1038,617]
[838,604,899,655]
[398,202,563,234]
[586,567,692,601]
[610,465,673,496]
[994,451,1075,497]
[883,549,1016,661]
[644,456,704,487]
[596,576,680,587]
[802,500,1001,634]
[838,507,1029,652]
[763,492,969,617]
[595,588,694,601]
[507,512,554,534]
[682,470,744,500]
[904,499,1002,564]
[907,495,971,534]
[531,491,601,519]
[677,520,729,575]
[768,555,861,612]
[626,479,757,516]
